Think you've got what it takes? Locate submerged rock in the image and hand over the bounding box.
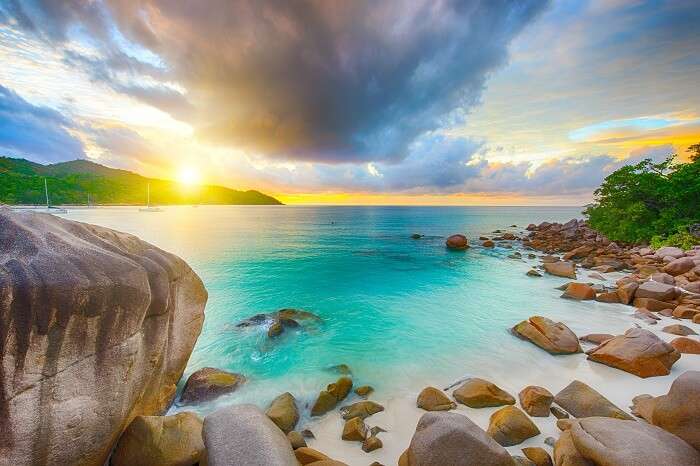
[453,378,516,408]
[487,406,540,446]
[398,412,515,466]
[446,234,469,250]
[266,392,299,434]
[417,386,457,411]
[554,380,633,420]
[203,404,297,466]
[354,385,374,397]
[586,328,680,378]
[180,367,246,404]
[0,208,207,466]
[512,316,582,354]
[112,412,204,466]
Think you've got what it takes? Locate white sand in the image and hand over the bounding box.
[304,304,700,465]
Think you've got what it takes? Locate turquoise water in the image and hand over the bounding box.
[62,205,632,415]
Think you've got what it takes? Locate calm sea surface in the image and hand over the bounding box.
[60,205,641,418]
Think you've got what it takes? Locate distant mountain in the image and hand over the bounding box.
[0,157,283,206]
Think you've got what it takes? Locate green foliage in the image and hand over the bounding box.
[0,157,282,206]
[650,228,698,251]
[585,144,700,245]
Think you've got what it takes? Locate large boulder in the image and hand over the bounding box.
[643,371,700,450]
[0,208,207,466]
[487,406,540,446]
[111,412,204,466]
[558,417,700,466]
[398,412,516,466]
[453,378,515,408]
[554,380,633,420]
[512,316,582,354]
[655,246,685,259]
[266,392,299,434]
[586,328,681,378]
[663,257,696,276]
[671,337,700,354]
[543,261,577,279]
[635,281,676,301]
[180,367,246,404]
[203,404,298,466]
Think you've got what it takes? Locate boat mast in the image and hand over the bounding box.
[44,178,49,208]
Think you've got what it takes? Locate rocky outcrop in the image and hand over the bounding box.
[512,316,582,354]
[554,380,633,420]
[453,378,515,408]
[203,404,297,466]
[556,417,700,466]
[0,208,207,466]
[417,386,457,411]
[586,328,681,378]
[398,411,516,466]
[111,412,204,466]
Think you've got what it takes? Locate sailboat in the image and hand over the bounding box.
[44,178,68,214]
[139,183,163,212]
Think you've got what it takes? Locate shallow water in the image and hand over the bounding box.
[58,205,700,462]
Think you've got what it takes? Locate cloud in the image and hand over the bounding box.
[3,0,549,163]
[0,84,86,163]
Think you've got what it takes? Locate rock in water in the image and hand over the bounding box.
[0,208,207,466]
[586,328,680,378]
[180,367,246,404]
[543,261,576,278]
[453,378,516,408]
[266,392,299,434]
[446,234,469,250]
[111,412,204,466]
[487,406,540,446]
[203,404,298,466]
[511,316,582,354]
[398,412,515,466]
[554,380,633,420]
[559,417,700,466]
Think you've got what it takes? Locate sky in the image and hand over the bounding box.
[0,0,699,205]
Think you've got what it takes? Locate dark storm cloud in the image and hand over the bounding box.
[0,85,85,163]
[2,0,549,163]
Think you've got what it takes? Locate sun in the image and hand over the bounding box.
[177,166,201,186]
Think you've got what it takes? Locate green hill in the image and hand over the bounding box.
[0,157,282,206]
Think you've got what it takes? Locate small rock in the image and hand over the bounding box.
[180,367,246,404]
[453,378,515,408]
[662,324,697,336]
[362,436,383,452]
[342,417,367,441]
[417,386,457,411]
[287,431,307,449]
[561,283,596,300]
[487,406,540,446]
[369,426,387,436]
[522,447,553,466]
[483,240,495,248]
[544,437,556,447]
[579,333,614,345]
[526,269,542,277]
[268,320,284,337]
[411,233,422,239]
[301,429,315,439]
[670,336,700,354]
[519,386,553,417]
[339,401,385,420]
[354,385,374,397]
[295,447,330,464]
